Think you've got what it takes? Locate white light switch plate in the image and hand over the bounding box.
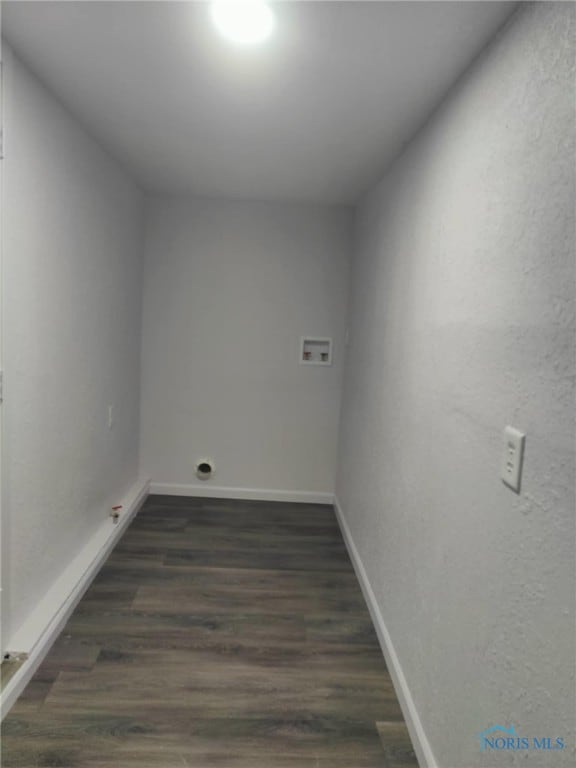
[501,426,525,492]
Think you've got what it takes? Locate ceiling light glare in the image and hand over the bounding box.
[210,0,275,46]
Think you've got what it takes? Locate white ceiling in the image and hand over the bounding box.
[3,1,517,203]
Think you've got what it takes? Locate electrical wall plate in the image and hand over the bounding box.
[300,337,332,366]
[501,426,526,493]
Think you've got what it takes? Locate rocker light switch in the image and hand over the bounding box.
[501,426,526,493]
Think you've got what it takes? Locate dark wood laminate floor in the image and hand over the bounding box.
[2,496,419,768]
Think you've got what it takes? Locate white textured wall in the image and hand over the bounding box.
[2,50,144,643]
[336,4,575,767]
[141,196,351,496]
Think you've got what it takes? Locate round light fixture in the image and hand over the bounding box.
[210,0,275,46]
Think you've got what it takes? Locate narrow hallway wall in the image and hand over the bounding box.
[2,49,145,645]
[336,4,575,766]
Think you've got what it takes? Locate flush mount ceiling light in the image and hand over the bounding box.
[210,0,275,46]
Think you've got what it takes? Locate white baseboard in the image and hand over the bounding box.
[333,496,438,768]
[0,478,150,720]
[149,482,333,505]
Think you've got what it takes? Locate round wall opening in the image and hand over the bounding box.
[195,459,214,480]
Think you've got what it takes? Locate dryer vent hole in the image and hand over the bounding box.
[196,461,214,480]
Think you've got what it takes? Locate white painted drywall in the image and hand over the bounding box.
[2,49,145,645]
[140,196,351,496]
[336,4,575,767]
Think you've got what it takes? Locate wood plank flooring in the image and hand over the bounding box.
[1,496,418,768]
[1,655,28,690]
